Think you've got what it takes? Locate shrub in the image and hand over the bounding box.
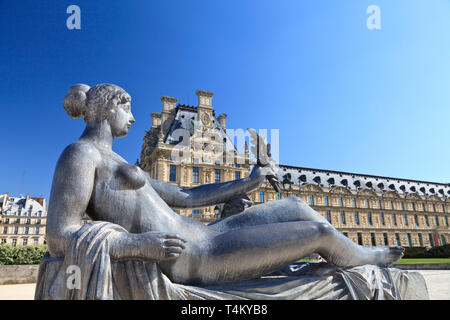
[427,244,450,258]
[403,247,428,258]
[403,244,450,259]
[0,244,48,265]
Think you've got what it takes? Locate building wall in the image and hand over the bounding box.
[252,183,450,248]
[0,195,47,246]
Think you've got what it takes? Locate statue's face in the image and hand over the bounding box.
[109,102,135,138]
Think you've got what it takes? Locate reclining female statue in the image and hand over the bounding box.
[36,83,404,299]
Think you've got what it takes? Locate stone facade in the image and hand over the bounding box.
[0,194,47,246]
[140,90,450,249]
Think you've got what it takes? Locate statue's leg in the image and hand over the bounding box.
[168,220,404,286]
[209,195,330,232]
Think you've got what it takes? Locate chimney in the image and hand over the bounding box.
[160,96,178,137]
[150,112,161,128]
[161,96,178,114]
[196,90,214,109]
[217,113,227,130]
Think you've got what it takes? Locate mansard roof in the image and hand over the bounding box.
[276,164,450,199]
[164,104,237,152]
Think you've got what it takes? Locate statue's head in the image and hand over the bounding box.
[63,83,134,138]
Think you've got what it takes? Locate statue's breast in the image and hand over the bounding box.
[114,163,146,190]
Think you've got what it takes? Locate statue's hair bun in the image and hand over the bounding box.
[63,84,91,119]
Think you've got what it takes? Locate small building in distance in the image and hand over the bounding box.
[0,194,47,246]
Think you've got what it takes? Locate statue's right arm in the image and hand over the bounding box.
[46,142,186,262]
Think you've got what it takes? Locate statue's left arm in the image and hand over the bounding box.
[146,166,269,208]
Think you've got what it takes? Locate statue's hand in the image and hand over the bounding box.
[221,195,254,218]
[250,161,281,193]
[141,232,187,262]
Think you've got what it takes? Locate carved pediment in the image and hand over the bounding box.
[429,195,442,202]
[383,191,400,198]
[329,186,352,195]
[357,188,377,197]
[406,192,422,200]
[299,184,323,193]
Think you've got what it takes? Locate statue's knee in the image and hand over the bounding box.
[316,222,334,238]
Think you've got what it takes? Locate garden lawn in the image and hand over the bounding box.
[394,258,450,264]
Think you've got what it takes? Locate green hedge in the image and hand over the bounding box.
[0,244,48,265]
[404,244,450,259]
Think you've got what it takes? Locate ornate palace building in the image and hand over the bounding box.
[0,194,47,246]
[139,90,450,249]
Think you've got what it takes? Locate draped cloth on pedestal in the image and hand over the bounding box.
[34,222,428,300]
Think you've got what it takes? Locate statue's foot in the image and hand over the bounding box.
[357,245,404,268]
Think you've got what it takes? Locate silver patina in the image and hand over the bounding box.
[35,83,418,300]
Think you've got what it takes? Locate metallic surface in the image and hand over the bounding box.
[37,83,412,299]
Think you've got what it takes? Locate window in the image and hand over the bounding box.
[377,200,381,209]
[214,169,221,183]
[235,164,240,168]
[309,195,314,206]
[380,212,385,226]
[352,198,356,208]
[425,215,430,227]
[235,171,241,180]
[326,210,331,223]
[433,204,436,212]
[338,197,343,207]
[324,196,329,206]
[343,232,348,238]
[441,235,447,245]
[435,216,439,226]
[2,227,7,234]
[354,212,360,225]
[383,233,388,245]
[414,215,419,227]
[390,201,394,210]
[407,234,412,247]
[365,199,369,208]
[418,234,423,247]
[429,234,434,247]
[12,239,17,247]
[368,212,373,226]
[412,203,416,211]
[357,233,363,245]
[33,238,39,245]
[35,227,40,235]
[26,218,30,224]
[445,216,449,227]
[403,214,408,226]
[192,167,199,184]
[1,239,6,244]
[422,203,426,211]
[277,193,281,200]
[169,165,176,182]
[340,211,346,225]
[24,227,29,235]
[401,201,405,210]
[14,226,19,235]
[371,233,376,246]
[23,238,28,246]
[395,234,401,246]
[259,192,265,203]
[192,209,199,214]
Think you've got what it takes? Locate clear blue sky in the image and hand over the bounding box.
[1,0,449,199]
